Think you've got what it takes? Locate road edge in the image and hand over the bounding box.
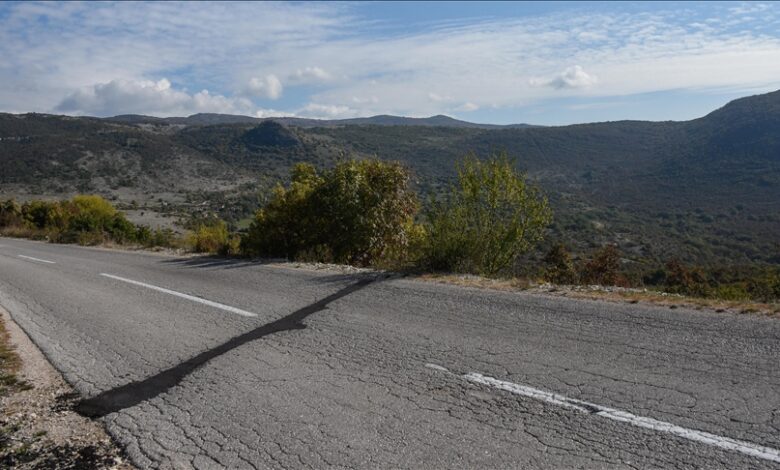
[0,305,135,469]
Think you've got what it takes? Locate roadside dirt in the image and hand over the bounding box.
[0,307,133,469]
[413,273,780,317]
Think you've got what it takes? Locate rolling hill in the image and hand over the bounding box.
[1,90,778,266]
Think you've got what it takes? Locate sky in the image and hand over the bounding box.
[1,1,780,125]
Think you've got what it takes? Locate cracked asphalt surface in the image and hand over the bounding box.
[0,237,778,469]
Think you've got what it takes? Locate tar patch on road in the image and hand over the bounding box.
[76,276,379,418]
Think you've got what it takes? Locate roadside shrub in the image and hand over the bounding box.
[69,195,118,233]
[543,243,577,284]
[714,284,750,301]
[419,153,552,276]
[241,159,419,266]
[136,226,180,249]
[135,225,153,245]
[149,228,178,248]
[187,220,230,254]
[580,244,624,286]
[745,272,780,302]
[662,259,711,297]
[0,194,187,250]
[0,199,23,227]
[22,200,60,229]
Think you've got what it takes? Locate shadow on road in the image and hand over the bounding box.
[160,256,265,270]
[76,275,380,418]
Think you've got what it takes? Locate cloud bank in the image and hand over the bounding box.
[56,79,254,117]
[1,2,779,121]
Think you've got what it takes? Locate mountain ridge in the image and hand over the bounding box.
[103,112,536,129]
[1,89,778,265]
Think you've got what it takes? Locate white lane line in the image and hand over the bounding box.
[18,254,56,264]
[100,273,257,318]
[426,364,780,464]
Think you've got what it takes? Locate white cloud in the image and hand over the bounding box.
[457,102,479,112]
[729,2,771,15]
[2,2,780,120]
[245,75,283,100]
[428,92,452,102]
[255,108,297,118]
[351,96,378,104]
[531,66,599,90]
[55,78,255,117]
[298,103,361,119]
[288,66,331,84]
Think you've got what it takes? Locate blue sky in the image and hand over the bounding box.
[1,1,779,125]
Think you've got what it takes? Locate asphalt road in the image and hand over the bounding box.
[0,236,779,469]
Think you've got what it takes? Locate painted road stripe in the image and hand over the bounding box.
[18,254,56,264]
[426,364,780,464]
[100,273,257,318]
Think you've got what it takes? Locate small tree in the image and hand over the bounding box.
[543,243,577,284]
[241,159,419,266]
[421,153,552,276]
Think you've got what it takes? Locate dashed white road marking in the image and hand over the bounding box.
[100,273,258,318]
[18,254,56,264]
[426,364,780,464]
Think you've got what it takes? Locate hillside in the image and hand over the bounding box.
[1,91,779,265]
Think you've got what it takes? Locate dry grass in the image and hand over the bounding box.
[557,288,779,317]
[412,273,779,317]
[0,317,28,396]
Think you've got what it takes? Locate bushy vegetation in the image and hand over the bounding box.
[538,242,780,303]
[187,219,240,255]
[0,195,180,248]
[1,152,777,306]
[419,154,552,275]
[542,243,577,284]
[242,159,419,266]
[579,245,625,287]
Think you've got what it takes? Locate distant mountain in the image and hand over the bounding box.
[1,90,779,265]
[103,112,535,129]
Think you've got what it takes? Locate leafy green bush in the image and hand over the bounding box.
[21,200,60,229]
[54,195,138,245]
[187,220,231,254]
[241,159,419,266]
[1,195,184,248]
[419,153,552,276]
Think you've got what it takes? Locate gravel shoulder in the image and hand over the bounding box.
[0,306,133,469]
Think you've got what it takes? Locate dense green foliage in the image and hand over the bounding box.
[187,219,240,255]
[420,154,552,275]
[242,159,418,265]
[0,195,179,248]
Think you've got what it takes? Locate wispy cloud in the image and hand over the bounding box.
[1,2,779,120]
[530,66,599,90]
